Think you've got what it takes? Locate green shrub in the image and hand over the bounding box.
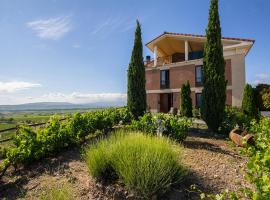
[262,91,270,110]
[68,112,89,141]
[0,146,7,159]
[180,81,193,117]
[192,108,201,119]
[219,106,252,134]
[85,131,186,199]
[131,113,191,141]
[246,118,270,199]
[254,83,270,111]
[85,140,114,180]
[0,108,132,177]
[242,84,259,119]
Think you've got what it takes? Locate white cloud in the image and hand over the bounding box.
[252,73,269,85]
[0,92,127,105]
[38,92,127,104]
[256,73,269,80]
[27,16,72,40]
[91,16,135,35]
[0,81,41,93]
[72,43,81,48]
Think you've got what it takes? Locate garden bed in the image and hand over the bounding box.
[0,131,253,200]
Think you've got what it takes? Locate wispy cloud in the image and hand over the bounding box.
[38,92,127,104]
[252,73,269,85]
[26,16,72,40]
[0,92,126,105]
[0,81,41,93]
[91,16,136,36]
[72,43,81,48]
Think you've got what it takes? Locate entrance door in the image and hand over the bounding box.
[160,93,173,113]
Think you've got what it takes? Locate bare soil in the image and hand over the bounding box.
[0,131,253,200]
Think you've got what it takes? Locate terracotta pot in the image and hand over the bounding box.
[229,128,254,147]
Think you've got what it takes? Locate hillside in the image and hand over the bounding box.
[0,101,126,111]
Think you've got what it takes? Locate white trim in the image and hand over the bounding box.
[185,40,189,61]
[154,45,157,67]
[147,33,254,55]
[146,85,233,94]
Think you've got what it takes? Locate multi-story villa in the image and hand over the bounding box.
[145,32,254,113]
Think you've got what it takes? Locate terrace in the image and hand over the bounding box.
[145,32,254,68]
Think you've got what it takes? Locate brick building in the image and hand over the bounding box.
[145,32,254,113]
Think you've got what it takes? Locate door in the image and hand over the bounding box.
[160,93,173,113]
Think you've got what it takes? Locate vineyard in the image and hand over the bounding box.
[0,107,269,199]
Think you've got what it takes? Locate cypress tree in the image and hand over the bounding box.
[180,81,193,117]
[242,84,259,119]
[201,0,227,132]
[127,20,146,119]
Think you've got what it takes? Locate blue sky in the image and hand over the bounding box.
[0,0,269,105]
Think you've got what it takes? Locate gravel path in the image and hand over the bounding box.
[168,131,253,199]
[0,132,253,200]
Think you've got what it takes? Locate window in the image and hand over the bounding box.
[195,65,203,86]
[160,70,169,89]
[172,53,185,63]
[196,93,202,108]
[189,51,204,60]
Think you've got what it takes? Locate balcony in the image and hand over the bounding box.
[145,34,206,68]
[145,51,203,68]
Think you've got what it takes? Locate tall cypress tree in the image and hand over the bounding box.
[127,20,146,119]
[201,0,227,132]
[242,84,259,119]
[180,81,193,117]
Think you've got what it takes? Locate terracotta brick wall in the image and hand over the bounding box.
[145,69,160,90]
[173,92,179,109]
[170,64,195,88]
[145,58,233,111]
[146,93,159,111]
[174,91,196,109]
[226,89,232,106]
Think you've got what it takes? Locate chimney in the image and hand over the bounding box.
[146,55,151,64]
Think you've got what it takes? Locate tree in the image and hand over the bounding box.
[200,0,227,132]
[254,84,270,111]
[127,20,146,119]
[180,81,193,117]
[262,91,270,110]
[242,84,259,119]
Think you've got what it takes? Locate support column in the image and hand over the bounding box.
[185,40,189,61]
[154,45,158,66]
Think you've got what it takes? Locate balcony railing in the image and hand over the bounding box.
[160,80,169,89]
[145,51,204,68]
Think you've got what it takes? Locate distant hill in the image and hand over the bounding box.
[0,101,126,111]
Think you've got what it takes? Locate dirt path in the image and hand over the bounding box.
[0,132,253,200]
[168,132,253,199]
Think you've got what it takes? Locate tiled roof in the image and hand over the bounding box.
[146,32,255,45]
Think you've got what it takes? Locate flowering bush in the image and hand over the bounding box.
[131,113,192,141]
